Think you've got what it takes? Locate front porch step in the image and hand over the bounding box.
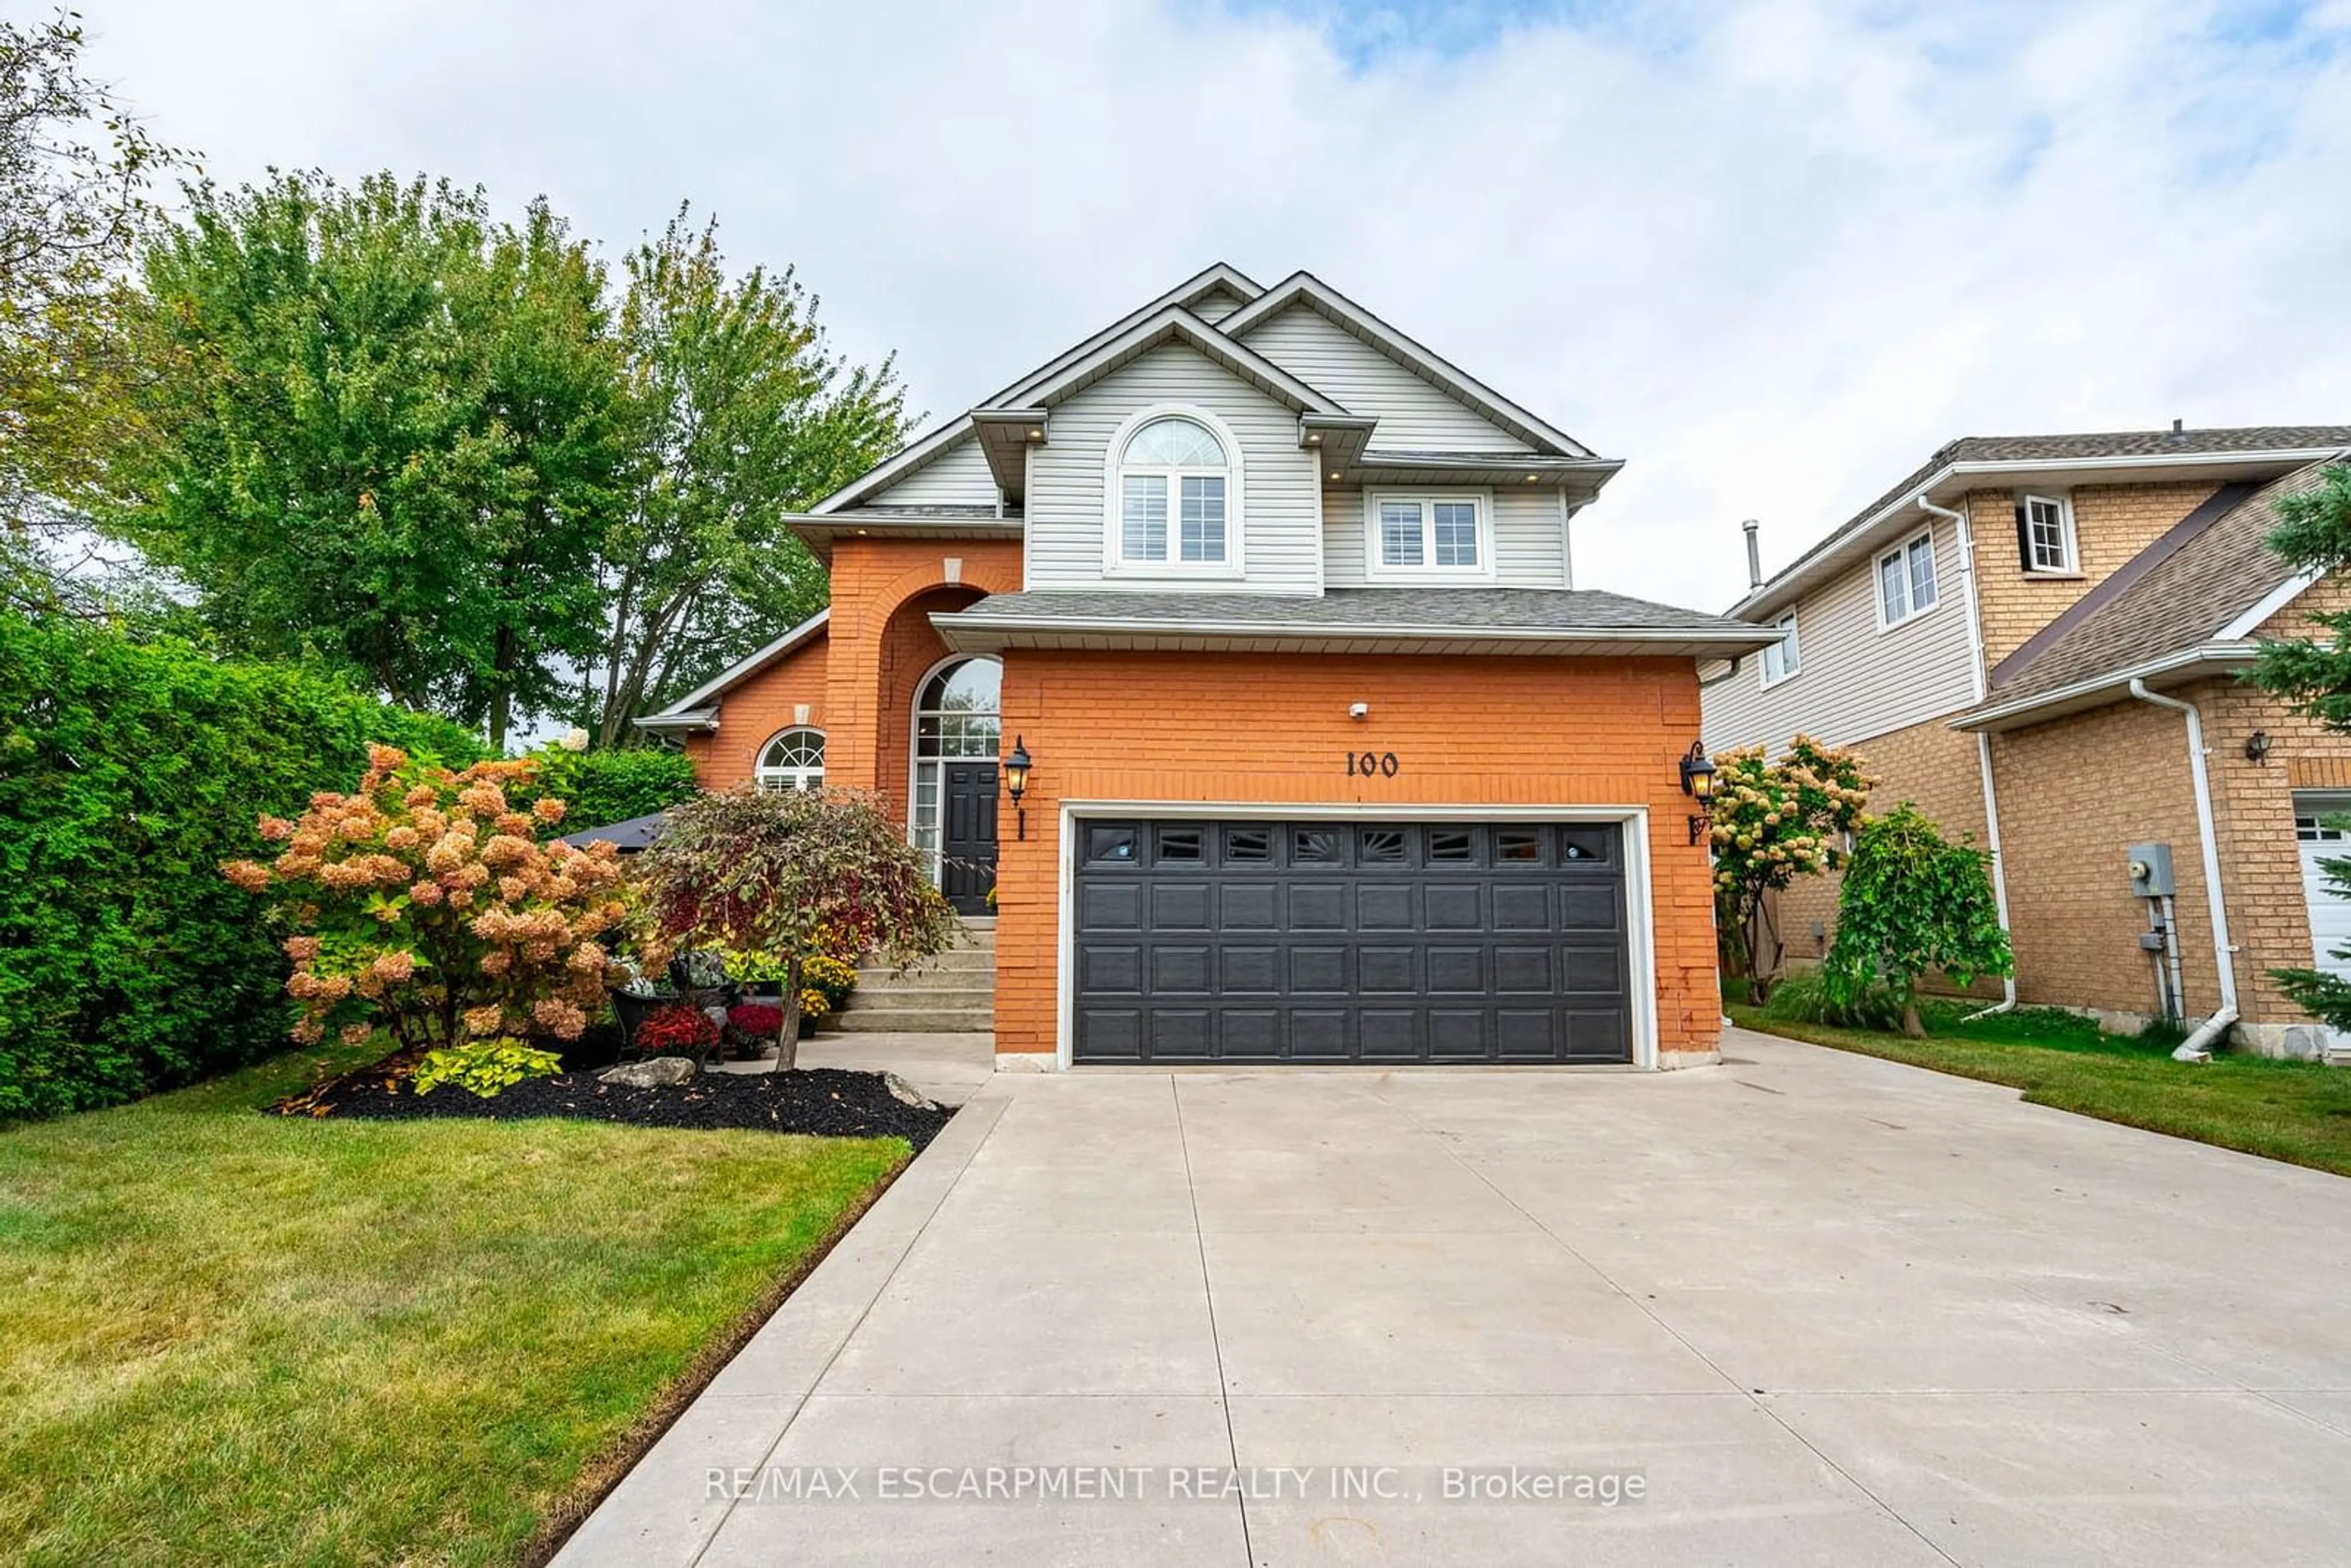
[855,966,995,994]
[833,1001,994,1033]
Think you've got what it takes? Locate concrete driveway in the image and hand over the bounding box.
[559,1027,2351,1566]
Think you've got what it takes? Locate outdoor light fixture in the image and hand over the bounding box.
[1003,735,1033,841]
[2245,729,2272,765]
[1679,741,1719,846]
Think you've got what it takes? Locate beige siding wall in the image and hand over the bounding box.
[1024,342,1322,595]
[1239,305,1533,452]
[1318,484,1570,587]
[1702,514,1978,756]
[1970,479,2221,667]
[863,435,1000,509]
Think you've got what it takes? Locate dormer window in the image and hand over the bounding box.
[1113,414,1230,569]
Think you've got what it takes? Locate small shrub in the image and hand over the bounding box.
[798,988,831,1022]
[413,1038,564,1098]
[522,745,700,831]
[633,1003,718,1056]
[1823,804,2012,1037]
[1760,970,1907,1031]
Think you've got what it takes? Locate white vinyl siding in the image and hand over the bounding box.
[1240,305,1534,453]
[1701,518,1977,756]
[861,435,1000,509]
[1026,343,1319,594]
[1190,288,1245,324]
[1321,484,1567,587]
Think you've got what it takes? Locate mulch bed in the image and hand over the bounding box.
[271,1063,956,1149]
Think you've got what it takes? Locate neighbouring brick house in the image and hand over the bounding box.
[638,264,1772,1071]
[1704,427,2351,1059]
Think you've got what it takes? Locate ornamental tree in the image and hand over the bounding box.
[636,786,954,1070]
[222,746,631,1060]
[1821,803,2012,1037]
[1707,735,1873,1002]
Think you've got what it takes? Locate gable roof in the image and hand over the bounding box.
[809,263,1608,520]
[636,608,829,730]
[1733,426,2351,620]
[1220,271,1597,459]
[1952,460,2341,730]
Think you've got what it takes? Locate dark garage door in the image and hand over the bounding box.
[1073,819,1632,1064]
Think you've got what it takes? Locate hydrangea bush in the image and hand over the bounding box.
[1707,735,1873,1003]
[223,745,632,1058]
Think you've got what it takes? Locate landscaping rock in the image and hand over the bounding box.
[599,1057,697,1089]
[882,1071,941,1111]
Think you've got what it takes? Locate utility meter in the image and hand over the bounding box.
[2127,842,2176,898]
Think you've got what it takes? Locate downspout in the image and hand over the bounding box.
[1916,493,2018,1019]
[2128,679,2239,1060]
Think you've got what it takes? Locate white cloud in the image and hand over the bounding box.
[64,0,2351,611]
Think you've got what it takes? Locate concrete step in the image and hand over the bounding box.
[863,945,994,973]
[855,967,996,995]
[833,1003,993,1033]
[842,983,994,1011]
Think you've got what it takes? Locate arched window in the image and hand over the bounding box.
[1116,414,1228,567]
[755,727,825,792]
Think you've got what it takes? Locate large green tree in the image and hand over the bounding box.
[0,10,181,612]
[2248,462,2351,1026]
[105,172,627,748]
[591,208,905,745]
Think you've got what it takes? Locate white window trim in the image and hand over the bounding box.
[1875,527,1943,632]
[1759,608,1801,688]
[2020,492,2080,576]
[753,726,827,792]
[1360,488,1498,582]
[1101,403,1245,580]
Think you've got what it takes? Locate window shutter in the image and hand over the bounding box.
[2014,501,2033,571]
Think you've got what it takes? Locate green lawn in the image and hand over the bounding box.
[0,1046,909,1566]
[1729,1001,2351,1179]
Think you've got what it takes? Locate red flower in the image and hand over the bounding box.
[727,1002,784,1037]
[634,1003,719,1054]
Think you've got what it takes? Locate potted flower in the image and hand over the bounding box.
[631,1002,721,1068]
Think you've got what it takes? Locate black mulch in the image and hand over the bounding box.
[282,1065,956,1149]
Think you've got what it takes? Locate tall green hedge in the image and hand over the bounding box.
[0,612,482,1121]
[527,746,700,832]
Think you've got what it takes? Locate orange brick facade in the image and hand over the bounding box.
[991,651,1725,1065]
[682,549,1730,1068]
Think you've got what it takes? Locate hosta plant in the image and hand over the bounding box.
[222,746,632,1059]
[413,1038,565,1098]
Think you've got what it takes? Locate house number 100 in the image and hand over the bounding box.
[1346,751,1401,778]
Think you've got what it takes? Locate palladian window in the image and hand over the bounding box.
[754,727,825,792]
[1117,416,1228,566]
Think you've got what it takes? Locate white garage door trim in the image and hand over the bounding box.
[1054,800,1659,1071]
[2294,790,2351,979]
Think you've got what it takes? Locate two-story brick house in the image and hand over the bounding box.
[638,264,1772,1071]
[1706,426,2351,1057]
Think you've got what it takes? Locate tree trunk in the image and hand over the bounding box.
[771,953,803,1073]
[1900,1000,1926,1038]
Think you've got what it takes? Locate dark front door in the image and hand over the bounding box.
[1071,819,1632,1064]
[940,762,999,914]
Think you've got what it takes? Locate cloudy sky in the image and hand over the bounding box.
[58,0,2351,612]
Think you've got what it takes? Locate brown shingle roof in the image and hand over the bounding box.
[1962,460,2339,715]
[1739,426,2351,616]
